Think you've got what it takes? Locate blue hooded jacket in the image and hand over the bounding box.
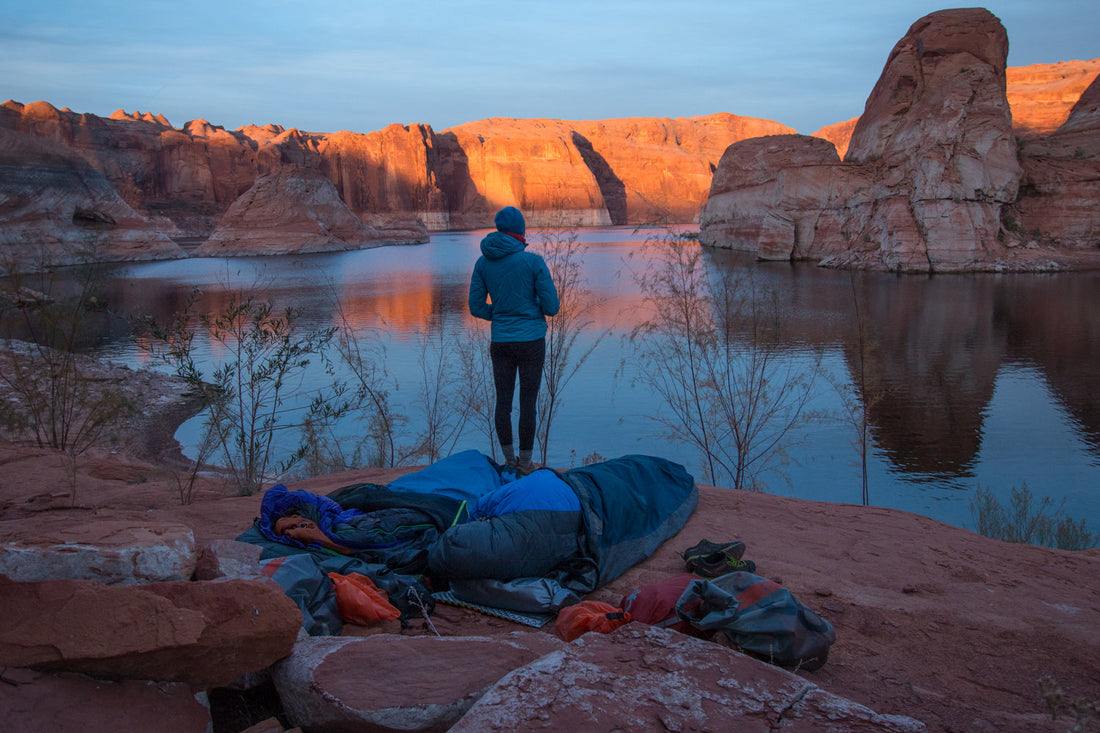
[469,208,560,342]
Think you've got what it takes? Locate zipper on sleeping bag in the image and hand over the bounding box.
[451,500,469,527]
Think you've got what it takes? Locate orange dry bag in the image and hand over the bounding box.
[554,600,632,642]
[327,572,401,625]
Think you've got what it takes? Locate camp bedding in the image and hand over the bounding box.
[240,449,697,619]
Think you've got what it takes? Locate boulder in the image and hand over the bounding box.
[451,624,926,732]
[0,576,301,689]
[0,516,196,585]
[272,632,563,732]
[197,164,383,256]
[193,538,266,581]
[813,59,1100,164]
[0,667,212,733]
[701,9,1040,272]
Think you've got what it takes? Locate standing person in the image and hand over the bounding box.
[469,206,560,472]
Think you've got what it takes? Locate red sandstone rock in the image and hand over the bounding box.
[193,538,266,581]
[451,624,925,732]
[0,125,182,265]
[0,516,196,584]
[197,164,382,256]
[0,576,301,689]
[272,633,562,731]
[811,59,1100,161]
[1007,58,1100,137]
[1012,73,1100,249]
[449,113,795,226]
[810,116,859,159]
[701,9,1100,272]
[0,668,212,733]
[0,438,1097,732]
[1,97,794,263]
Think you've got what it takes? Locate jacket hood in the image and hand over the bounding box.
[480,230,527,260]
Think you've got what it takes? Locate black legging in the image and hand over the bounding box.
[489,338,546,452]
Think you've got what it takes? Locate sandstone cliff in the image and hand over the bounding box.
[0,124,182,266]
[1007,58,1100,137]
[0,98,791,265]
[811,58,1100,158]
[1011,72,1100,251]
[2,20,1097,270]
[701,10,1100,272]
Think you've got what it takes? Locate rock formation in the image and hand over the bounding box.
[1007,58,1100,137]
[197,164,384,256]
[810,58,1100,160]
[700,9,1100,272]
[1011,72,1100,251]
[446,113,795,227]
[0,434,1096,733]
[0,125,182,266]
[1,97,791,264]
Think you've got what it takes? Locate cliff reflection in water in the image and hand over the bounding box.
[21,229,1096,529]
[707,249,1098,479]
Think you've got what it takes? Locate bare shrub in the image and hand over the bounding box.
[627,233,818,489]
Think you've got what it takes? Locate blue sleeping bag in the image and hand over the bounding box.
[428,468,583,581]
[246,450,697,617]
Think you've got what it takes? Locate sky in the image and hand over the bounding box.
[1,1,1097,136]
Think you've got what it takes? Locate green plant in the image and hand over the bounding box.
[627,233,818,489]
[140,288,345,495]
[969,484,1098,550]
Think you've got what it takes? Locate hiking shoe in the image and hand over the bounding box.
[681,539,746,563]
[515,460,540,476]
[690,555,756,578]
[680,539,753,578]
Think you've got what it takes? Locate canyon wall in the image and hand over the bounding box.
[810,57,1100,158]
[0,99,792,264]
[1,17,1096,270]
[700,10,1100,272]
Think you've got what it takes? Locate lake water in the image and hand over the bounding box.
[78,226,1100,536]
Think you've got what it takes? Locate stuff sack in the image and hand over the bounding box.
[675,572,835,670]
[620,573,702,637]
[328,572,401,625]
[555,600,632,642]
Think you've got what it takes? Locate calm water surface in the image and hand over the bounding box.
[84,227,1100,535]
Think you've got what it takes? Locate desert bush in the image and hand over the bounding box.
[969,484,1098,550]
[0,244,133,462]
[140,288,345,495]
[409,318,476,463]
[830,272,888,506]
[323,304,409,469]
[627,233,818,489]
[531,226,606,464]
[1038,674,1099,731]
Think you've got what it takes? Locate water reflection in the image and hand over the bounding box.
[5,229,1096,530]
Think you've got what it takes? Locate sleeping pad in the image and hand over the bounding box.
[238,449,697,628]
